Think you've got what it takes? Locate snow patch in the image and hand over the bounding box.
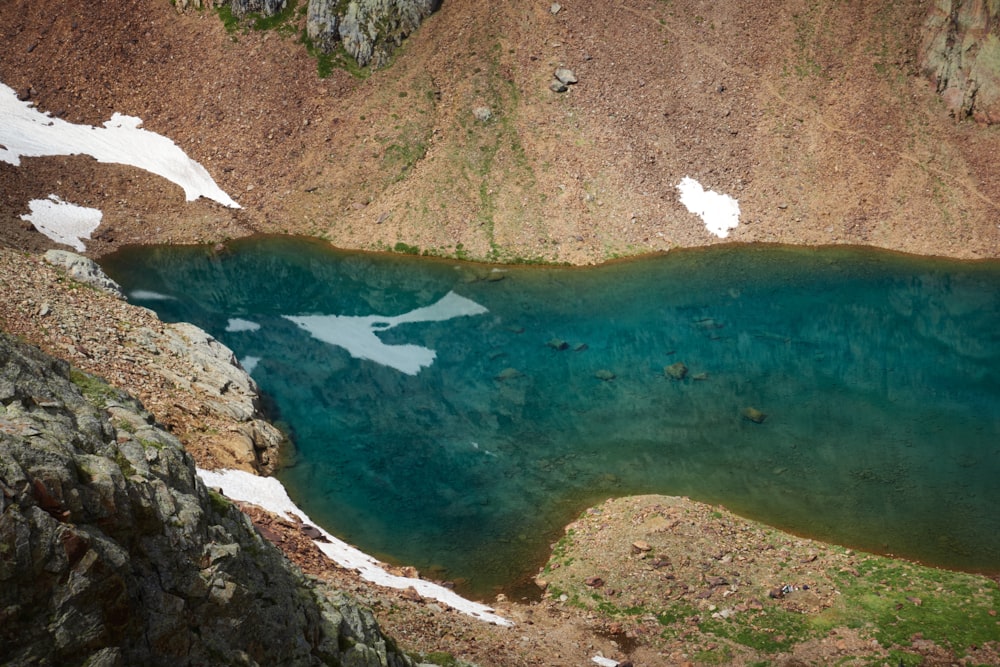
[197,467,513,626]
[0,82,239,208]
[20,195,102,251]
[676,176,740,238]
[239,356,261,374]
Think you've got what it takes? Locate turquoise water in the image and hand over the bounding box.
[101,237,1000,597]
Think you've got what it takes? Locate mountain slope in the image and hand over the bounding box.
[1,0,998,262]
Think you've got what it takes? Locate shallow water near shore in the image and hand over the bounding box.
[101,237,1000,597]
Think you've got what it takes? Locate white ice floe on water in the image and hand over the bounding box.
[196,467,513,627]
[226,318,262,333]
[284,291,488,375]
[20,195,102,251]
[0,82,239,208]
[129,289,177,301]
[676,176,740,238]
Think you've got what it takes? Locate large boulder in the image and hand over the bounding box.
[922,0,1000,123]
[43,249,124,299]
[0,332,413,667]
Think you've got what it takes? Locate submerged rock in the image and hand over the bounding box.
[742,406,767,424]
[595,369,616,381]
[495,367,524,381]
[664,361,688,380]
[547,338,570,350]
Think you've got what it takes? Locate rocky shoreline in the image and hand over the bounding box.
[0,248,284,475]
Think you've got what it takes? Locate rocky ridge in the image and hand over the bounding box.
[0,247,284,475]
[0,331,415,666]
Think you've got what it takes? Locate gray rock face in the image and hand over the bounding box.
[305,0,440,68]
[156,321,285,472]
[307,0,341,53]
[230,0,287,18]
[922,0,1000,123]
[0,332,413,667]
[43,250,124,299]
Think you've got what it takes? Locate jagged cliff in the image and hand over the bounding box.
[223,0,441,68]
[0,332,414,667]
[922,0,1000,123]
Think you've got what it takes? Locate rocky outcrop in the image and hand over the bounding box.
[35,249,282,474]
[309,0,441,68]
[922,0,1000,123]
[43,250,124,299]
[157,322,286,473]
[0,332,414,667]
[230,0,287,19]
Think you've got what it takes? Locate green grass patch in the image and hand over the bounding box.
[699,606,816,653]
[393,242,420,255]
[383,133,429,182]
[826,556,1000,656]
[69,368,119,409]
[300,32,371,79]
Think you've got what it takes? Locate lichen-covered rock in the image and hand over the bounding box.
[230,0,287,19]
[307,0,342,53]
[922,0,1000,123]
[0,332,413,667]
[158,321,285,472]
[304,0,440,68]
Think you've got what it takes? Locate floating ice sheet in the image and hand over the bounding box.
[285,291,489,375]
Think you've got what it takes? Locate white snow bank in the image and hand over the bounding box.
[197,467,513,627]
[20,195,102,251]
[676,176,740,238]
[592,656,621,667]
[0,82,239,208]
[285,291,488,375]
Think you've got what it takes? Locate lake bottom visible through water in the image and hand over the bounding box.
[101,237,1000,598]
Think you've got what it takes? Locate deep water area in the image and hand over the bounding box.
[101,237,1000,597]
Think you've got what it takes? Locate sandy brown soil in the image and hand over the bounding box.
[2,1,1000,665]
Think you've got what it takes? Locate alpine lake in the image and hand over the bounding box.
[100,236,1000,598]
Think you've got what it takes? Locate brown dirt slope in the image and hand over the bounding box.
[2,0,999,262]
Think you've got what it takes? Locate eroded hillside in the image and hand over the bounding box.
[1,0,998,262]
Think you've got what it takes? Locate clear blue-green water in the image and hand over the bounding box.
[101,237,1000,597]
